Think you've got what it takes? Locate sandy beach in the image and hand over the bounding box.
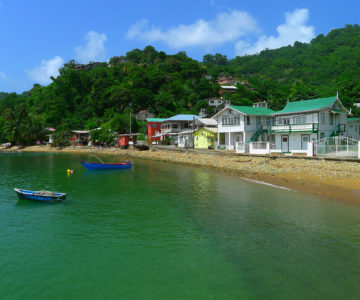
[3,145,360,205]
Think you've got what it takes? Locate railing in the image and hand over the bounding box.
[270,123,318,133]
[235,142,247,153]
[251,142,268,149]
[314,136,358,158]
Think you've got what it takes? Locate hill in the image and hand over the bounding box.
[1,24,360,144]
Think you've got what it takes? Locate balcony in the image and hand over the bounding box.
[270,123,318,133]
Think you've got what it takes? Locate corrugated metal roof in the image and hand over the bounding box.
[229,105,275,115]
[348,117,360,122]
[195,118,217,126]
[163,114,200,122]
[194,127,218,134]
[146,118,165,122]
[274,96,337,114]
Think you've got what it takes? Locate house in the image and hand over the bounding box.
[146,118,165,142]
[193,118,217,129]
[213,104,275,150]
[178,130,195,148]
[219,85,237,95]
[118,134,139,149]
[136,110,156,121]
[69,130,91,146]
[193,127,217,149]
[346,118,360,140]
[217,77,233,85]
[204,97,231,108]
[160,114,200,145]
[270,95,348,153]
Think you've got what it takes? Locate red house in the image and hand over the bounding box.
[118,134,139,149]
[146,118,165,141]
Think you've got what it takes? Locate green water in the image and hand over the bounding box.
[1,152,360,299]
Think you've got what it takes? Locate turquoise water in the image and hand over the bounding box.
[1,152,360,299]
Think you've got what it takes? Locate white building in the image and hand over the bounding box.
[346,118,360,140]
[160,114,200,146]
[213,104,274,150]
[271,96,348,153]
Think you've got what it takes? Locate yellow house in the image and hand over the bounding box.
[193,127,218,149]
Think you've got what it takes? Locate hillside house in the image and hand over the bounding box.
[161,114,200,146]
[219,85,237,96]
[346,118,360,140]
[271,96,348,153]
[213,104,274,150]
[146,118,165,142]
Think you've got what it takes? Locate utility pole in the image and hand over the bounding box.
[130,112,132,134]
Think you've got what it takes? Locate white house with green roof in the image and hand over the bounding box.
[346,118,360,140]
[213,103,275,150]
[271,95,348,152]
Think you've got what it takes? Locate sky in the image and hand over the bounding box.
[0,0,359,93]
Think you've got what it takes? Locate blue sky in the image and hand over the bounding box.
[0,0,359,93]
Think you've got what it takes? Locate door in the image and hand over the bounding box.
[301,134,310,150]
[281,135,289,152]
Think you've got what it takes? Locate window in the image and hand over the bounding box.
[247,116,250,125]
[330,113,333,125]
[278,117,283,125]
[284,118,290,125]
[153,123,157,129]
[228,109,232,114]
[320,112,325,125]
[320,132,325,139]
[172,124,178,129]
[295,116,300,124]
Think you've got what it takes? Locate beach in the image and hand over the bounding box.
[3,145,360,205]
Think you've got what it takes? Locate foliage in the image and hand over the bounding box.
[90,128,118,146]
[52,127,71,148]
[1,24,360,146]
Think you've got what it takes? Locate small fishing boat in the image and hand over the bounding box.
[14,188,66,202]
[80,161,132,170]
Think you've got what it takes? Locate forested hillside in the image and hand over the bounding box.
[1,24,360,145]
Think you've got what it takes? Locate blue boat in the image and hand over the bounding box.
[14,188,66,202]
[80,161,132,170]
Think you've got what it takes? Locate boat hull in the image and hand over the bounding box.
[81,161,132,170]
[14,188,66,202]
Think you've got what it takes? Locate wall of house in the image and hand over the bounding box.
[274,112,318,125]
[217,110,245,133]
[318,110,347,138]
[194,130,216,149]
[148,122,162,138]
[274,133,317,151]
[347,121,360,140]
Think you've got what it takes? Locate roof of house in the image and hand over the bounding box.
[146,118,165,122]
[220,85,237,89]
[193,127,218,134]
[348,117,360,122]
[163,114,200,122]
[274,96,338,114]
[229,105,275,115]
[194,118,217,126]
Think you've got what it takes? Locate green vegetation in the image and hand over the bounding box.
[1,25,360,145]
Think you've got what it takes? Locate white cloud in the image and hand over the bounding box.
[75,31,107,63]
[0,72,7,80]
[236,8,315,56]
[127,10,259,49]
[27,56,64,85]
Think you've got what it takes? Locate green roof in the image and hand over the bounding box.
[146,118,165,122]
[229,105,275,115]
[275,96,337,114]
[348,117,360,122]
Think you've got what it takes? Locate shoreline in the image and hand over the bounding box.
[2,145,360,206]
